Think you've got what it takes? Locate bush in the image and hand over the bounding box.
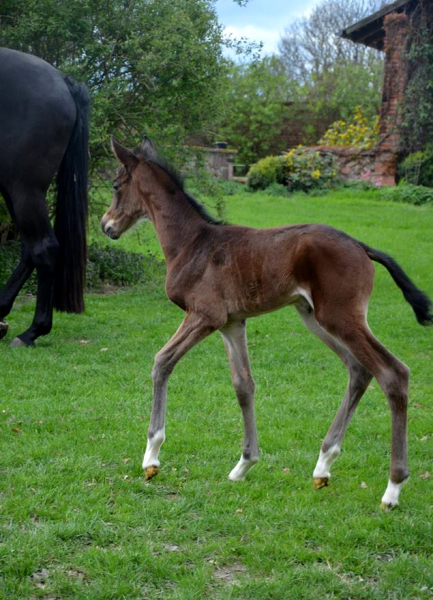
[86,243,163,291]
[213,179,249,197]
[247,155,286,190]
[247,148,337,193]
[284,147,337,193]
[0,241,37,294]
[378,183,433,206]
[0,241,163,297]
[262,183,291,198]
[399,145,433,188]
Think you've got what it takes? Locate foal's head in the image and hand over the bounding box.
[101,137,163,239]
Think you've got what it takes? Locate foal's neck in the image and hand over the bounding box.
[148,188,209,263]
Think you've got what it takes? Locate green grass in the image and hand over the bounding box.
[1,189,433,599]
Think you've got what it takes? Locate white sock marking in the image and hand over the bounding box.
[313,444,341,479]
[142,429,165,469]
[229,455,258,481]
[381,479,406,507]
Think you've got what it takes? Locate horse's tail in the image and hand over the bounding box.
[360,242,433,326]
[53,76,90,313]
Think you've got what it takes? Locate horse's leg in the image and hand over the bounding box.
[143,312,216,480]
[220,320,259,481]
[12,233,59,347]
[10,193,59,347]
[0,242,34,340]
[0,187,35,339]
[314,305,410,508]
[296,302,372,488]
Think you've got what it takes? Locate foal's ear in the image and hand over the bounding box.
[111,136,139,169]
[140,136,157,160]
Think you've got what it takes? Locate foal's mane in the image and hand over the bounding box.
[135,145,225,226]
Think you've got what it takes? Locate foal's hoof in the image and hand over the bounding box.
[380,501,397,512]
[313,477,329,490]
[0,322,8,340]
[145,465,159,481]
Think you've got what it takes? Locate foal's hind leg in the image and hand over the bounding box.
[220,320,259,481]
[296,302,372,488]
[314,307,410,508]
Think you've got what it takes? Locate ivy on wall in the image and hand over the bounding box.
[401,0,433,154]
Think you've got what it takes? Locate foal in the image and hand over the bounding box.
[102,138,432,508]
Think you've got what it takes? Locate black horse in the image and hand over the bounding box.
[0,48,89,346]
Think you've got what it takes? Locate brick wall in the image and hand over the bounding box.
[374,12,410,186]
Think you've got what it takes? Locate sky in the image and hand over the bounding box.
[215,0,323,56]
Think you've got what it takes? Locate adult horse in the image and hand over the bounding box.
[102,137,432,509]
[0,48,89,346]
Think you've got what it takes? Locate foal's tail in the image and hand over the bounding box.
[360,242,433,326]
[53,76,90,313]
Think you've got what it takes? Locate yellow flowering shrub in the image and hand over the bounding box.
[319,106,379,150]
[247,146,337,192]
[283,146,337,192]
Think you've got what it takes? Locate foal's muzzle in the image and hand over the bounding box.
[104,226,119,240]
[101,215,119,240]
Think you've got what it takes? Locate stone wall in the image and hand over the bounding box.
[307,146,376,183]
[197,147,238,180]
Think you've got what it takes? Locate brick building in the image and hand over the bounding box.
[342,0,421,185]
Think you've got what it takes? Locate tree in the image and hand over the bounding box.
[216,56,293,165]
[279,0,385,81]
[0,0,233,170]
[278,0,385,142]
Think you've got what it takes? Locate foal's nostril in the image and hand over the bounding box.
[103,224,119,240]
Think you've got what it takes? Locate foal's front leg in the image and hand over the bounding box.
[143,312,215,480]
[220,320,259,481]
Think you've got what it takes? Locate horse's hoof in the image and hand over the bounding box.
[313,477,329,490]
[10,337,29,348]
[380,501,397,512]
[145,465,159,480]
[0,322,8,340]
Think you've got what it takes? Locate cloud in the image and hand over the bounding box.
[218,0,322,58]
[224,24,282,55]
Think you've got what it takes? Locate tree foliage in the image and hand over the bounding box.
[0,0,231,170]
[278,0,385,143]
[279,0,385,81]
[216,56,293,165]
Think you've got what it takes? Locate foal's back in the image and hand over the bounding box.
[166,221,374,321]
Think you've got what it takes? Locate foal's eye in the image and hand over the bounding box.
[113,181,121,191]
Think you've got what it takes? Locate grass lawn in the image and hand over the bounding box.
[1,189,432,599]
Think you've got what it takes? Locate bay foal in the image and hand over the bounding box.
[102,138,432,508]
